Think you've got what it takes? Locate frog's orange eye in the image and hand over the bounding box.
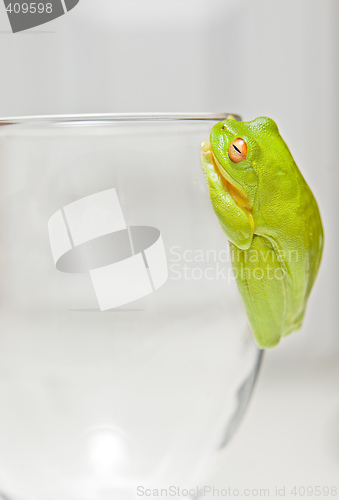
[228,138,247,162]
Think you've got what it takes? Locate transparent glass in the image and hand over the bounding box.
[0,113,262,500]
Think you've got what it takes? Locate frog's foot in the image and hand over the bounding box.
[201,140,211,153]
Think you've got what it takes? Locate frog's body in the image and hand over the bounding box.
[201,117,323,349]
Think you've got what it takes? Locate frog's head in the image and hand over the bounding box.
[205,116,282,208]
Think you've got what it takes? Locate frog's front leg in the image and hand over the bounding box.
[201,146,254,250]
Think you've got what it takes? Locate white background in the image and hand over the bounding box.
[0,0,338,497]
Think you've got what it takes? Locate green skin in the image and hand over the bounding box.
[201,117,323,349]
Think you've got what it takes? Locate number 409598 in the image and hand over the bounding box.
[6,3,53,14]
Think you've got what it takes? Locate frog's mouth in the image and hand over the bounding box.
[201,141,251,213]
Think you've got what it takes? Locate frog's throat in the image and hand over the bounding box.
[204,142,252,214]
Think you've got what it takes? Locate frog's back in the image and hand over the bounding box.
[283,184,323,335]
[255,159,323,337]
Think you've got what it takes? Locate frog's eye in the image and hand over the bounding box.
[228,138,247,163]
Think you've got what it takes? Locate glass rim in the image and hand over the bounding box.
[0,112,241,128]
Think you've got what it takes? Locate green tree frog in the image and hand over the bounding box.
[201,116,323,349]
